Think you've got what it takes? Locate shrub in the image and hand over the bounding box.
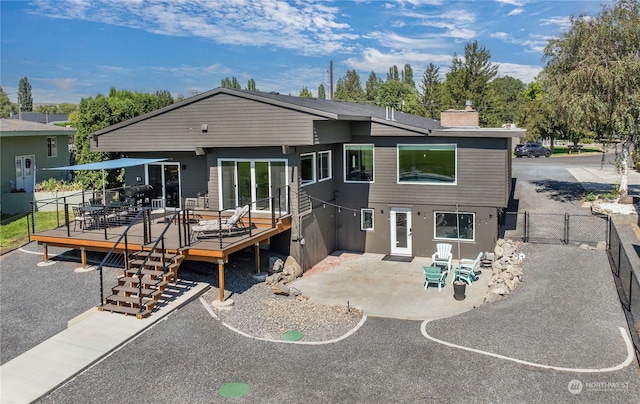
[36,178,83,193]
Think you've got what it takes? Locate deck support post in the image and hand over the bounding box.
[217,259,225,302]
[43,243,48,263]
[81,247,87,268]
[255,243,260,273]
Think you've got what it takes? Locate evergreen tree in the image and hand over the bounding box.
[442,41,498,125]
[317,84,326,99]
[401,64,415,88]
[334,70,365,102]
[419,63,443,119]
[299,87,313,98]
[365,71,383,104]
[18,77,33,111]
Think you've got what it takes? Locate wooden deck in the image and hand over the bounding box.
[30,212,293,265]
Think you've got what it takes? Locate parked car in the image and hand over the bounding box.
[514,143,551,158]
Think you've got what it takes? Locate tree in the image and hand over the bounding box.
[364,71,383,104]
[72,88,175,190]
[387,65,399,81]
[0,87,18,118]
[221,77,241,89]
[18,77,33,111]
[299,87,313,98]
[401,64,415,88]
[485,76,525,127]
[542,0,640,198]
[419,63,443,119]
[441,41,498,125]
[334,69,365,102]
[246,79,256,91]
[317,83,326,99]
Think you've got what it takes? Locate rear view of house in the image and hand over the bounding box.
[90,87,524,270]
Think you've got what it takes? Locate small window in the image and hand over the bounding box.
[318,150,331,181]
[344,144,374,182]
[434,211,474,241]
[300,153,316,186]
[398,144,456,184]
[361,208,374,231]
[47,137,57,157]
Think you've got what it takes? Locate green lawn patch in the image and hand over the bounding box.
[0,211,64,253]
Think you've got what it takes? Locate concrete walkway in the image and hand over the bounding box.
[290,252,487,321]
[0,281,209,404]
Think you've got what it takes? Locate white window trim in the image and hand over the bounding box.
[344,144,375,183]
[300,152,316,186]
[318,150,332,182]
[396,144,457,185]
[433,210,475,242]
[361,208,374,231]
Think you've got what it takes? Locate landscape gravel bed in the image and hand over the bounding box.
[179,251,363,342]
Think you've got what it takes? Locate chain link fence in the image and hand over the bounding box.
[501,211,609,246]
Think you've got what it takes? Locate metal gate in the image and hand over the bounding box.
[501,211,609,246]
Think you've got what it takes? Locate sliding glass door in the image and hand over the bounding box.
[219,159,287,212]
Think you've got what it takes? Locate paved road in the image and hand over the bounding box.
[2,154,639,403]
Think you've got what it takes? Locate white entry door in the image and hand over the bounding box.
[390,207,412,256]
[15,155,35,192]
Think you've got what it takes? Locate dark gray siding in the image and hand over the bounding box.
[370,121,427,137]
[94,94,329,152]
[335,136,510,209]
[313,121,351,144]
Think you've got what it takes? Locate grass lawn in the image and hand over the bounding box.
[0,211,64,254]
[551,145,603,155]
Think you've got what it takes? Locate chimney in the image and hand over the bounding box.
[440,101,479,127]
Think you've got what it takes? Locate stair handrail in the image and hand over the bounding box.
[132,209,181,313]
[96,208,148,305]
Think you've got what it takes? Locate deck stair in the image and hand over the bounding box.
[98,249,185,319]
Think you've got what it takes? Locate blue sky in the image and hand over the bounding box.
[1,0,610,104]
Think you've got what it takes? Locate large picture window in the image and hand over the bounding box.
[300,153,316,186]
[398,144,456,184]
[318,150,331,181]
[344,144,374,182]
[434,211,474,241]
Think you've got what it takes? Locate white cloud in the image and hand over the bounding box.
[31,0,358,57]
[508,8,524,16]
[344,47,451,78]
[494,62,542,84]
[46,78,77,90]
[540,16,572,30]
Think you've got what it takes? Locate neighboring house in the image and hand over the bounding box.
[8,111,70,125]
[0,119,76,214]
[90,87,524,270]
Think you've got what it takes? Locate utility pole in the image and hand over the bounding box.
[329,60,334,101]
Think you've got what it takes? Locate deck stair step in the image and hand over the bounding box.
[98,303,151,319]
[99,246,185,319]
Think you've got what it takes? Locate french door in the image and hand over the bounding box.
[219,159,287,212]
[390,207,412,256]
[147,163,181,209]
[15,155,35,192]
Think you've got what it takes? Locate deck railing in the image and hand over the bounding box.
[94,208,148,305]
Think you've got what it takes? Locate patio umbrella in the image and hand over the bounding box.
[43,157,167,202]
